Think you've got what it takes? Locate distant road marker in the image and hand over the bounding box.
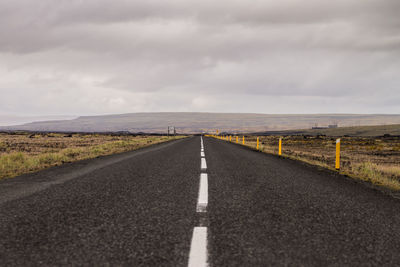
[200,151,205,157]
[196,173,208,212]
[201,158,207,170]
[188,227,208,267]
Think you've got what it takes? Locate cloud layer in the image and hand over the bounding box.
[1,0,399,115]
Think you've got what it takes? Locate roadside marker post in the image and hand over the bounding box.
[229,136,232,142]
[257,137,259,150]
[336,138,341,170]
[279,138,282,156]
[242,136,245,145]
[236,136,238,143]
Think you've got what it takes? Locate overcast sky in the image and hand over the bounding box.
[1,0,399,116]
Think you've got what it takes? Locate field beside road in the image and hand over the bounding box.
[228,135,400,190]
[0,132,185,179]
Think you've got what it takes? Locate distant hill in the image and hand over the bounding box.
[0,115,77,126]
[1,112,400,134]
[258,124,400,137]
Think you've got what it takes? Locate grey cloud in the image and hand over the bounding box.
[0,0,399,115]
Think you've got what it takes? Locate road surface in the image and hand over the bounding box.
[1,136,400,266]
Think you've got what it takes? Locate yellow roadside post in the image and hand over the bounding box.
[229,136,232,142]
[242,136,245,145]
[236,136,238,143]
[336,138,341,170]
[257,137,259,150]
[278,138,282,156]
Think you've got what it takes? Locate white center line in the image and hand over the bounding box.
[201,158,207,170]
[196,173,208,212]
[188,227,208,267]
[188,136,209,267]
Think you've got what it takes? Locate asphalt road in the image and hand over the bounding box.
[205,137,400,266]
[1,136,400,266]
[0,138,199,266]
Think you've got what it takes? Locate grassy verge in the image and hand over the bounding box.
[0,133,185,179]
[212,135,400,191]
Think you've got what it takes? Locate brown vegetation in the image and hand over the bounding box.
[0,132,185,179]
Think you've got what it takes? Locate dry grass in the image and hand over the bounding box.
[216,135,400,191]
[0,132,185,179]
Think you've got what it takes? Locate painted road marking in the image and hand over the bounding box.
[196,173,208,212]
[188,227,208,267]
[200,151,205,157]
[201,158,207,170]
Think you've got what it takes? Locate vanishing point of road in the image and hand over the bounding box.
[1,136,400,266]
